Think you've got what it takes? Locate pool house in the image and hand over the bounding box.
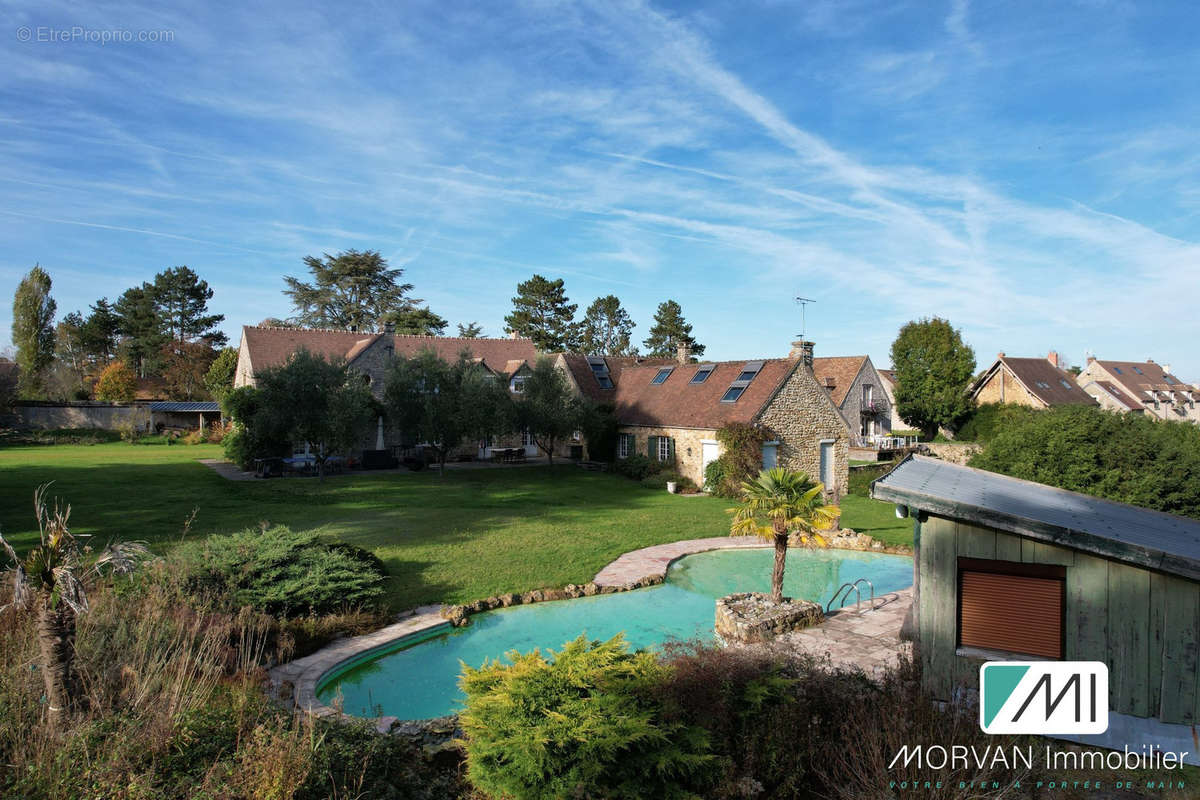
[872,455,1200,761]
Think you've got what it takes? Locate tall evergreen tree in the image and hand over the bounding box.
[384,307,449,336]
[152,266,226,345]
[578,295,636,356]
[11,264,56,398]
[283,249,424,332]
[114,285,167,378]
[504,275,578,352]
[642,300,705,359]
[457,322,483,338]
[82,298,120,364]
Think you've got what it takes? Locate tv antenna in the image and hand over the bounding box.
[794,296,815,339]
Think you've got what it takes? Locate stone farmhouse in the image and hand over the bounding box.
[969,351,1097,409]
[1076,357,1200,424]
[875,369,910,433]
[811,355,893,446]
[233,324,543,460]
[608,341,850,495]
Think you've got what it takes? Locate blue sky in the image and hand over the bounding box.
[2,0,1199,376]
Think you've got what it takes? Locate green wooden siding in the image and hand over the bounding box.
[918,515,1200,725]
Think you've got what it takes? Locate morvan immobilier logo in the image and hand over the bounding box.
[980,661,1109,735]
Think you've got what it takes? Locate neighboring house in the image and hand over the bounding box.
[610,341,850,495]
[1076,357,1200,424]
[873,456,1200,763]
[969,351,1097,409]
[233,324,540,459]
[875,369,909,433]
[811,355,893,446]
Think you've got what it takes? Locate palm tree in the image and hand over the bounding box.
[728,468,841,604]
[0,485,147,736]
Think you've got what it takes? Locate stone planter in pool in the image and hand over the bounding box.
[715,592,824,644]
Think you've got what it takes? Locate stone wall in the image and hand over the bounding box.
[923,442,981,465]
[615,425,715,485]
[973,365,1041,407]
[13,402,150,431]
[755,360,850,497]
[715,592,824,643]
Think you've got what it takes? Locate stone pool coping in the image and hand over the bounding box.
[271,534,910,729]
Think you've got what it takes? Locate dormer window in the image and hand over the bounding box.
[651,367,674,385]
[690,364,714,384]
[510,376,526,393]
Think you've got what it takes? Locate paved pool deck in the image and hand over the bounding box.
[776,587,912,674]
[593,536,767,586]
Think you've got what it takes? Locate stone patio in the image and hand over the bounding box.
[774,587,912,675]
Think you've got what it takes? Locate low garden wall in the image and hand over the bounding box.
[12,401,149,430]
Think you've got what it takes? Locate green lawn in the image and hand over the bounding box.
[0,440,912,610]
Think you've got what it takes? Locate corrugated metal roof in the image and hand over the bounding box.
[149,401,221,412]
[871,455,1200,582]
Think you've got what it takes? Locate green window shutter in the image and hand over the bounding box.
[667,438,675,463]
[648,436,658,459]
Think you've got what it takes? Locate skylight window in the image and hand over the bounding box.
[690,364,714,384]
[1113,367,1123,374]
[720,361,764,403]
[1035,381,1051,389]
[587,357,614,389]
[1059,379,1073,389]
[1165,376,1175,385]
[1133,366,1144,375]
[651,367,674,385]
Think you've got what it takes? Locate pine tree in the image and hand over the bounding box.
[11,264,56,398]
[642,300,705,359]
[283,250,423,332]
[504,275,578,352]
[114,285,167,378]
[577,295,636,356]
[384,307,448,336]
[457,322,483,338]
[82,298,120,364]
[151,266,226,345]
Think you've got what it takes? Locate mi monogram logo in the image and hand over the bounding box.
[980,662,1109,735]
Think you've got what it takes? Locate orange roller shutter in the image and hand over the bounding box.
[960,571,1063,659]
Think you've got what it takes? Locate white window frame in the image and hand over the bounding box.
[863,384,873,405]
[522,428,535,446]
[618,434,631,459]
[510,376,526,393]
[657,436,672,462]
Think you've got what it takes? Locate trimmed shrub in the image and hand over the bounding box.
[641,471,697,492]
[613,453,667,481]
[175,525,386,617]
[460,635,713,800]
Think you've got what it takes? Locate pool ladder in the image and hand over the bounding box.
[827,578,879,614]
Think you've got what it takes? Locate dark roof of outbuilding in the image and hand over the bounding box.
[613,358,798,429]
[871,455,1200,582]
[149,401,221,412]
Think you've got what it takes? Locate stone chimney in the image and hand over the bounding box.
[1087,356,1096,365]
[1047,350,1059,368]
[997,352,1005,359]
[789,340,814,367]
[1164,363,1172,375]
[675,341,692,364]
[509,330,519,339]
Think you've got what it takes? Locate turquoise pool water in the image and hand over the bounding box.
[318,547,912,720]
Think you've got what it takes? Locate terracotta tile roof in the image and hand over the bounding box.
[877,369,896,387]
[990,357,1098,407]
[811,356,866,407]
[613,358,798,429]
[1094,360,1195,408]
[239,326,537,376]
[559,353,677,403]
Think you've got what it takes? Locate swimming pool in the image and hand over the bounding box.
[318,547,913,720]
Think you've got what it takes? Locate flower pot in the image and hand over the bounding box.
[666,481,677,493]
